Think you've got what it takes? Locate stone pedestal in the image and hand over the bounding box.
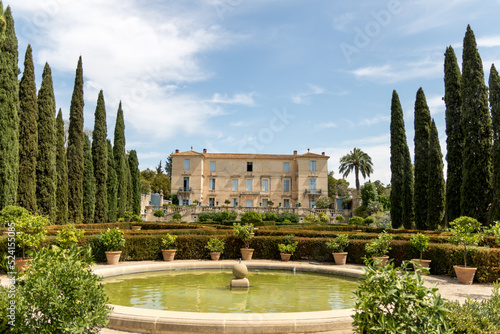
[230,278,249,288]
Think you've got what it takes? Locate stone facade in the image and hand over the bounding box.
[171,148,329,208]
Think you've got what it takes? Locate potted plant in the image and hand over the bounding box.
[100,227,126,265]
[410,233,431,271]
[326,234,350,265]
[161,233,178,261]
[365,231,393,265]
[205,237,225,261]
[233,223,255,260]
[278,235,298,261]
[15,212,48,271]
[449,216,483,284]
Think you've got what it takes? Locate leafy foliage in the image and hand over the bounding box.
[154,210,165,217]
[198,211,238,222]
[410,233,430,260]
[233,223,254,248]
[365,231,393,257]
[162,233,177,249]
[278,234,298,254]
[205,237,225,253]
[326,234,350,252]
[82,134,95,224]
[172,213,182,221]
[448,216,483,267]
[335,215,345,222]
[55,110,68,224]
[348,216,364,226]
[339,147,373,191]
[490,64,500,222]
[56,224,85,249]
[0,205,28,227]
[240,210,263,224]
[99,227,125,251]
[315,196,331,209]
[92,91,108,224]
[15,212,48,258]
[427,120,445,229]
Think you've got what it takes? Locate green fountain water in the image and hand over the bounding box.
[103,269,358,313]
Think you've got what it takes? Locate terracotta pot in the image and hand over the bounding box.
[15,258,31,272]
[162,249,177,261]
[372,256,389,266]
[210,252,221,261]
[411,259,431,272]
[131,226,141,230]
[105,251,122,265]
[454,265,477,284]
[280,253,291,262]
[240,248,254,261]
[333,252,348,265]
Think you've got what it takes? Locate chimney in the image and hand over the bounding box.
[175,149,179,153]
[203,148,207,153]
[322,152,325,156]
[293,150,297,155]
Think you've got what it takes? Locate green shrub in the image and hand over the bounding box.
[276,212,299,223]
[363,217,374,226]
[0,205,29,227]
[162,233,177,249]
[56,224,85,249]
[326,234,350,253]
[318,212,329,223]
[365,231,393,257]
[233,223,254,248]
[99,228,125,251]
[348,216,364,226]
[410,233,430,260]
[278,242,298,255]
[10,246,111,333]
[449,216,483,267]
[366,201,383,215]
[154,210,165,218]
[172,213,182,221]
[352,260,452,333]
[205,238,225,253]
[15,213,48,258]
[241,211,263,224]
[445,282,500,333]
[0,286,9,332]
[130,214,142,223]
[263,212,278,222]
[335,215,345,223]
[304,214,320,223]
[490,221,500,246]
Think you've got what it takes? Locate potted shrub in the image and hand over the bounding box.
[233,223,255,260]
[15,212,48,271]
[449,216,483,284]
[131,214,143,230]
[161,233,178,261]
[205,237,225,261]
[365,231,393,265]
[326,234,350,265]
[100,228,125,265]
[278,235,298,261]
[410,233,431,271]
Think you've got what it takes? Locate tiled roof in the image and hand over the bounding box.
[172,151,329,159]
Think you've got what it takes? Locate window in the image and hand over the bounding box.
[246,199,253,207]
[246,179,253,191]
[232,179,239,191]
[182,199,189,206]
[247,162,253,172]
[283,162,290,173]
[208,198,215,207]
[262,179,269,192]
[209,178,216,190]
[284,199,290,208]
[310,200,316,208]
[262,199,268,208]
[210,161,216,172]
[232,198,238,206]
[310,160,316,171]
[184,159,190,169]
[310,178,317,194]
[183,177,190,191]
[283,179,290,192]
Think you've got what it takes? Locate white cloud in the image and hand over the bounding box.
[352,58,442,83]
[427,95,445,115]
[229,121,244,127]
[477,35,500,48]
[359,115,390,126]
[210,92,256,106]
[317,122,337,129]
[332,12,357,32]
[291,84,326,105]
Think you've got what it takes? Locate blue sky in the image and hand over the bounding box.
[9,0,500,187]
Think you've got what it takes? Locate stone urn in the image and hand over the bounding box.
[454,265,477,284]
[231,261,249,288]
[372,256,389,266]
[411,259,431,272]
[105,251,122,265]
[280,253,291,262]
[333,252,348,265]
[210,252,221,261]
[240,248,254,261]
[162,249,177,261]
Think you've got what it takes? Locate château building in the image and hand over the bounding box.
[170,148,329,208]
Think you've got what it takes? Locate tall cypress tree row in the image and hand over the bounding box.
[390,90,413,229]
[67,57,85,223]
[107,140,117,222]
[489,64,500,221]
[92,90,108,224]
[427,120,445,229]
[414,88,432,230]
[17,44,38,212]
[126,158,133,211]
[55,109,68,225]
[114,102,127,218]
[444,46,463,224]
[0,5,20,209]
[460,25,492,223]
[128,150,141,215]
[402,138,414,229]
[36,63,57,222]
[82,134,95,224]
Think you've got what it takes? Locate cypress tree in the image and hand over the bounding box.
[390,90,413,229]
[92,90,108,223]
[0,5,20,209]
[36,63,57,222]
[55,109,68,225]
[414,88,432,230]
[17,44,38,212]
[444,46,463,223]
[67,57,85,223]
[128,150,141,215]
[126,158,133,212]
[427,120,445,229]
[460,25,492,223]
[82,134,95,224]
[107,140,117,222]
[114,102,127,218]
[489,64,500,221]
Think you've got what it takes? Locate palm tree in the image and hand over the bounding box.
[339,148,374,191]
